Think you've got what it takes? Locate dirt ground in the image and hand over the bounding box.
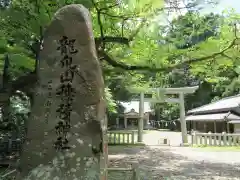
[107,131,240,180]
[142,131,192,146]
[108,146,240,180]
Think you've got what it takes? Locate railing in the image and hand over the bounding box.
[108,131,135,145]
[0,136,23,165]
[191,131,240,146]
[0,137,22,152]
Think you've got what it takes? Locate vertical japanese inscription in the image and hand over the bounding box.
[44,80,53,123]
[54,36,78,150]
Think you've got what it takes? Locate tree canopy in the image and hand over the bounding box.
[0,0,239,121]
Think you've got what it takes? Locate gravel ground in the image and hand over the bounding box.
[108,146,240,180]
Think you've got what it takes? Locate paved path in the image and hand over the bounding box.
[142,131,192,146]
[108,131,240,179]
[108,146,240,180]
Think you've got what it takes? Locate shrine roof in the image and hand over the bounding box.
[185,112,240,122]
[187,94,240,115]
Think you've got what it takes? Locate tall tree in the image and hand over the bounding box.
[0,0,239,179]
[147,10,240,120]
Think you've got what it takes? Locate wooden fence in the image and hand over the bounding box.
[108,131,135,145]
[191,131,240,146]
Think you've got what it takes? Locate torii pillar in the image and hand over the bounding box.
[179,92,187,144]
[138,92,144,142]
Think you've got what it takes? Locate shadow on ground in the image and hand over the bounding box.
[108,146,240,180]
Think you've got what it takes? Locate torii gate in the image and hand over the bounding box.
[131,86,199,144]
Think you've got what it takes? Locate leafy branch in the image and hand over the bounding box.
[0,0,238,102]
[100,28,239,72]
[91,0,239,73]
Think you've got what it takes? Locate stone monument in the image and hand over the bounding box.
[17,4,105,180]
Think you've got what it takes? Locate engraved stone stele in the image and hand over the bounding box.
[17,4,105,180]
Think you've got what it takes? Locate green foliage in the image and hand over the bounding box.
[105,87,117,113]
[0,0,240,123]
[0,92,30,137]
[147,10,240,117]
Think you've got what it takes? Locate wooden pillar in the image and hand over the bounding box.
[214,121,216,133]
[138,92,144,142]
[116,117,119,128]
[193,121,196,130]
[227,122,230,133]
[124,117,127,129]
[224,121,227,132]
[145,112,150,124]
[179,92,188,144]
[204,122,207,132]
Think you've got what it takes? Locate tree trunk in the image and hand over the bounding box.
[17,4,106,180]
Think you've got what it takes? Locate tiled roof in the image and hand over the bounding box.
[185,112,240,121]
[187,94,240,114]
